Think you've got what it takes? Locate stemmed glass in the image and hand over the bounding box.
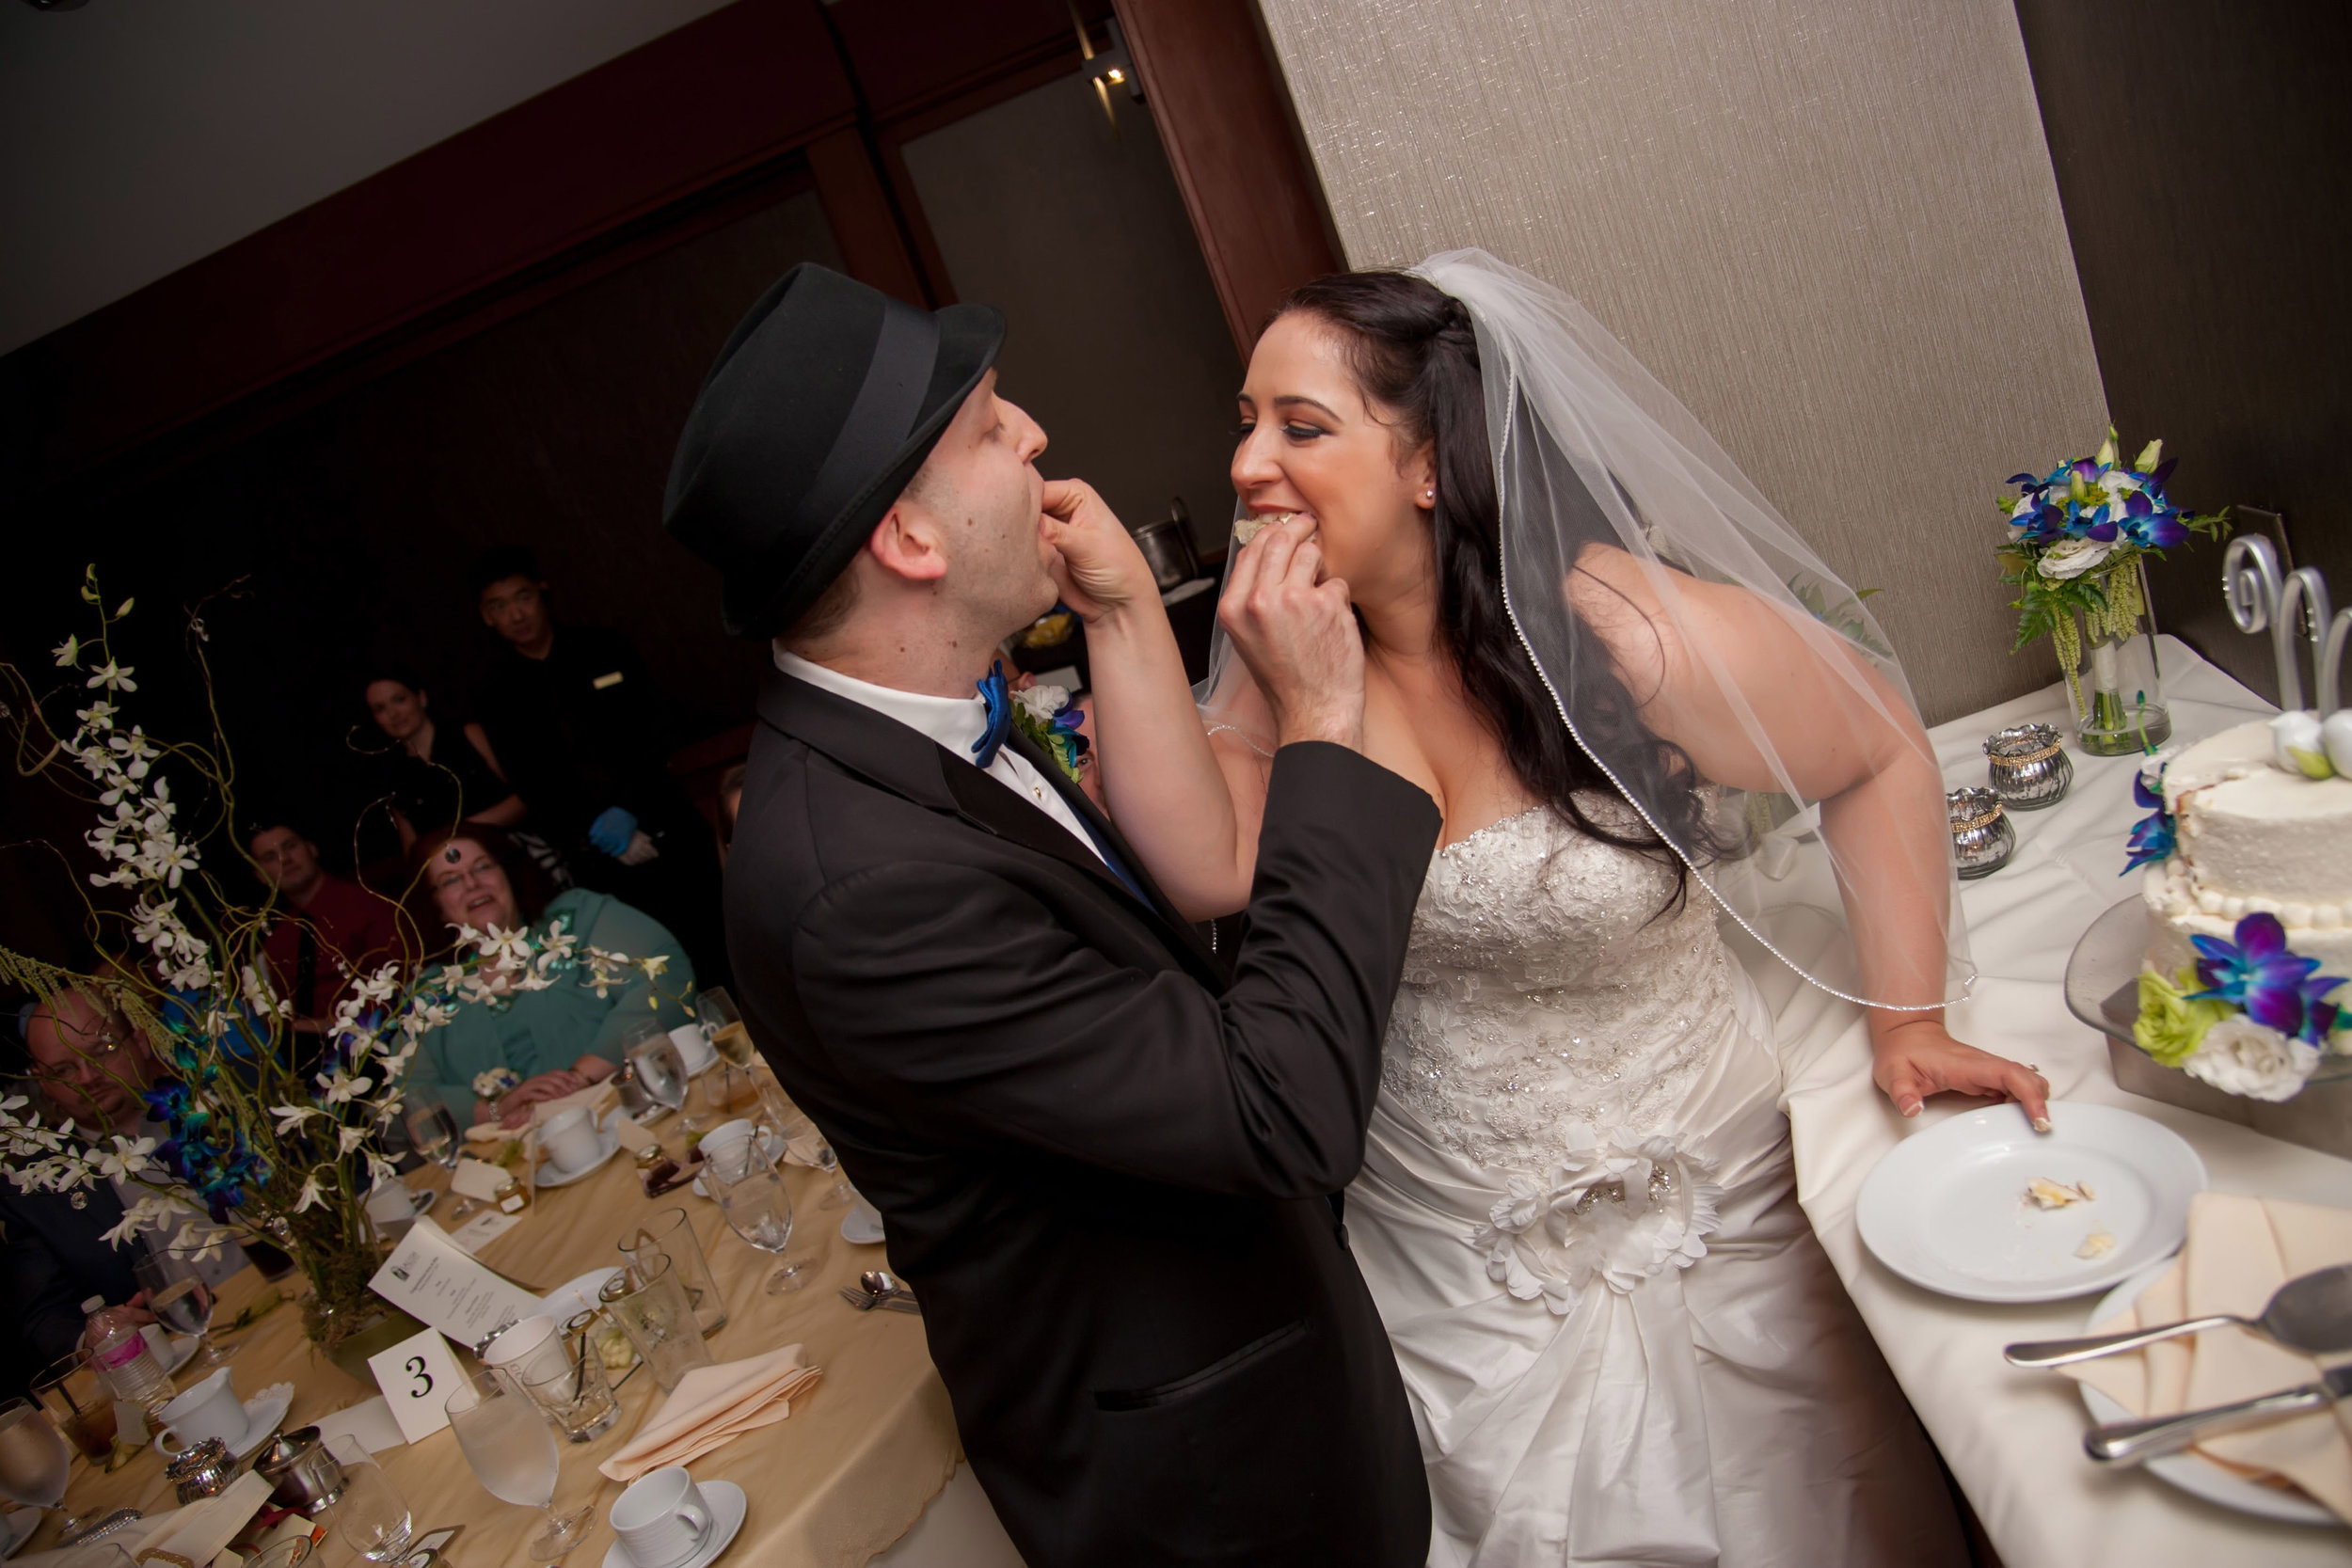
[0,1399,92,1544]
[775,1108,856,1211]
[323,1435,421,1565]
[703,1140,813,1295]
[698,987,791,1141]
[623,1022,689,1125]
[445,1379,590,1561]
[407,1102,475,1221]
[135,1251,226,1369]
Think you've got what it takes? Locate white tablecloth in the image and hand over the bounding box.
[1775,636,2352,1565]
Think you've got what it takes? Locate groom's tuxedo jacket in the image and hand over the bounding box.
[727,671,1438,1566]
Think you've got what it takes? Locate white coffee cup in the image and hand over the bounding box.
[481,1313,570,1387]
[610,1465,714,1568]
[540,1105,605,1174]
[668,1023,718,1075]
[155,1366,248,1456]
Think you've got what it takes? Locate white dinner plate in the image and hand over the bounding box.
[1,1507,40,1560]
[1855,1101,2205,1303]
[2078,1262,2343,1527]
[540,1267,624,1323]
[536,1114,624,1188]
[839,1208,885,1245]
[601,1479,744,1568]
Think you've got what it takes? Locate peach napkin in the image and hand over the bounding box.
[596,1344,823,1483]
[2061,1192,2352,1521]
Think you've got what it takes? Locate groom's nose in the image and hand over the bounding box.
[999,395,1049,465]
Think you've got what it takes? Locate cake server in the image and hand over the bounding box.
[2084,1361,2352,1464]
[2003,1261,2352,1367]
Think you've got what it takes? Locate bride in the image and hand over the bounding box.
[1058,251,2047,1565]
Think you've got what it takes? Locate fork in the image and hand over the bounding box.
[838,1285,920,1315]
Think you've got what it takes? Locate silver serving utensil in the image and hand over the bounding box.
[2086,1362,2352,1464]
[837,1285,920,1315]
[2005,1262,2352,1368]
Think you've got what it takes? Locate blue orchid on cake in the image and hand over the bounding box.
[2128,730,2352,1101]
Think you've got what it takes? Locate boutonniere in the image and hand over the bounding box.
[1010,682,1091,784]
[472,1066,521,1101]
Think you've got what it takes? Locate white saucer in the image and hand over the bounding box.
[690,1131,786,1197]
[1854,1101,2205,1303]
[537,1117,625,1188]
[1,1507,40,1560]
[600,1479,744,1568]
[839,1209,884,1245]
[152,1382,294,1464]
[145,1325,200,1375]
[2078,1261,2343,1526]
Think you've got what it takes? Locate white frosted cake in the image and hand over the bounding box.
[2141,719,2352,979]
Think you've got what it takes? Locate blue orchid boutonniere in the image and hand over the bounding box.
[1010,682,1091,785]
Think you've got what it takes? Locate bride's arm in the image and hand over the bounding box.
[1043,486,1345,919]
[1569,546,2051,1127]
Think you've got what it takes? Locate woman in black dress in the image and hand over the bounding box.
[361,668,528,850]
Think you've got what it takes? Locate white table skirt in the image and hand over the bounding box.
[1772,636,2352,1566]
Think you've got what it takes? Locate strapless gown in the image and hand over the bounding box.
[1349,806,1966,1567]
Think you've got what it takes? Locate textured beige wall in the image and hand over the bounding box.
[1253,0,2109,724]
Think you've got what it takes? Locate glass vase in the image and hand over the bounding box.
[2071,563,2171,756]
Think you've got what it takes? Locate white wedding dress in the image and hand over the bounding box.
[1348,804,1967,1567]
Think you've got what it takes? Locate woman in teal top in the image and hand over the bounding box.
[408,825,696,1126]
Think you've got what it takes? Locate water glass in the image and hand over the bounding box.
[704,1139,813,1295]
[30,1354,116,1463]
[0,1400,78,1539]
[617,1207,727,1337]
[136,1250,226,1367]
[322,1436,414,1565]
[405,1103,463,1170]
[774,1107,856,1211]
[445,1380,588,1561]
[510,1348,620,1445]
[597,1253,713,1394]
[624,1024,690,1121]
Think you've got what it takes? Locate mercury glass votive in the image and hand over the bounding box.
[1947,786,2016,879]
[1982,722,2073,811]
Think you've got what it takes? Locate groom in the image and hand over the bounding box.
[664,263,1438,1565]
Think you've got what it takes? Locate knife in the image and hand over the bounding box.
[2084,1362,2352,1464]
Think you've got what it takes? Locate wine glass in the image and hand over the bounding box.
[623,1023,688,1123]
[0,1399,88,1544]
[698,986,793,1138]
[322,1436,417,1565]
[703,1141,812,1295]
[405,1104,462,1170]
[775,1108,856,1211]
[135,1253,225,1369]
[445,1379,589,1561]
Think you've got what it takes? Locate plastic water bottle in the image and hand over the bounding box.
[80,1295,175,1417]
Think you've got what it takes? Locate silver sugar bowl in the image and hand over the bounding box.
[256,1426,348,1513]
[166,1436,239,1503]
[1982,722,2073,810]
[1948,786,2016,879]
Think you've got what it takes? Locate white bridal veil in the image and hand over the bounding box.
[1198,248,1974,1010]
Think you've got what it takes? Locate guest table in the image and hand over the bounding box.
[23,1068,971,1568]
[1776,637,2352,1565]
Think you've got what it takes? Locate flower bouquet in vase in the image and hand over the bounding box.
[0,572,677,1378]
[1996,430,2228,754]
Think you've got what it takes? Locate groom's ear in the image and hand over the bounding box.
[866,498,951,585]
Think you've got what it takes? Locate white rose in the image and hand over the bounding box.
[2179,1015,2320,1102]
[2137,743,2180,790]
[2324,711,2352,778]
[2039,536,2115,579]
[2268,710,2335,779]
[1012,684,1069,725]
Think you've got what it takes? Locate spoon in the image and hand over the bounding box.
[2005,1261,2352,1368]
[861,1270,914,1302]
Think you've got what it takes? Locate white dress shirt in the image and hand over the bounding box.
[772,648,1106,867]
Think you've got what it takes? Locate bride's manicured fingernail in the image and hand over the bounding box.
[2032,1117,2052,1132]
[1902,1101,1920,1117]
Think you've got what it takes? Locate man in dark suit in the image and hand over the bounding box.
[664,263,1440,1565]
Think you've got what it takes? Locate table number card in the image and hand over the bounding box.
[367,1217,542,1349]
[450,1156,513,1202]
[366,1325,468,1445]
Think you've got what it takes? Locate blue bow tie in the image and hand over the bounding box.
[972,660,1013,770]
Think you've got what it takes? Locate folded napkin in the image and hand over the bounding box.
[463,1078,628,1143]
[596,1344,823,1483]
[2062,1191,2352,1521]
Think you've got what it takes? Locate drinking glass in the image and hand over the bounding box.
[30,1354,116,1464]
[445,1380,589,1560]
[405,1104,462,1170]
[0,1399,87,1543]
[774,1108,856,1211]
[596,1254,713,1393]
[509,1351,619,1445]
[135,1252,225,1369]
[323,1436,414,1564]
[700,987,795,1135]
[623,1023,689,1122]
[703,1139,812,1295]
[617,1207,727,1337]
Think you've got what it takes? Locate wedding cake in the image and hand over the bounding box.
[2140,719,2352,979]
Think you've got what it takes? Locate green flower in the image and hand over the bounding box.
[2136,965,2232,1068]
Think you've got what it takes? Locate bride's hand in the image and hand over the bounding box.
[1041,478,1155,623]
[1871,1019,2052,1130]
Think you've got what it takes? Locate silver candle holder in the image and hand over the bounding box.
[1947,786,2015,879]
[1982,722,2073,810]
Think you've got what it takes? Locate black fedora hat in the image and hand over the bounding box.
[663,264,1005,638]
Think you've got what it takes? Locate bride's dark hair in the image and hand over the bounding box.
[1272,270,1718,904]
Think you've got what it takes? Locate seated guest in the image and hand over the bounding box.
[362,667,529,850]
[248,819,408,1026]
[2,991,242,1371]
[468,546,729,986]
[406,824,695,1128]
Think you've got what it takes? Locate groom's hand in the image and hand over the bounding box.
[1041,478,1154,624]
[1220,514,1365,752]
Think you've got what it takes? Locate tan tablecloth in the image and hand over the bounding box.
[1778,637,2352,1564]
[34,1068,960,1568]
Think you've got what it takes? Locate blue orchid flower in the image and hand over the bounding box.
[2116,490,2187,550]
[2187,912,2348,1043]
[2121,774,2175,874]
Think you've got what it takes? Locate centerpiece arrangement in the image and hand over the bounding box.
[0,573,675,1374]
[1996,429,2229,754]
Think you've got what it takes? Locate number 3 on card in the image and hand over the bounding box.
[367,1326,467,1444]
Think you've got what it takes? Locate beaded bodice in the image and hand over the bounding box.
[1380,803,1738,1173]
